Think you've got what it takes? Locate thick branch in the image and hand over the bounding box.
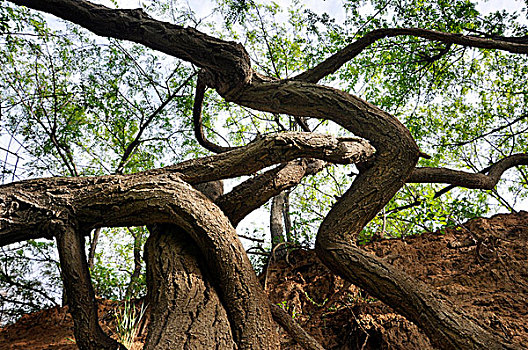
[270,191,287,254]
[5,2,521,348]
[0,133,373,246]
[9,0,252,95]
[4,174,277,348]
[144,224,236,349]
[234,79,417,153]
[216,159,325,226]
[87,227,101,270]
[56,225,125,350]
[409,153,528,189]
[222,76,515,349]
[295,28,528,83]
[388,154,528,214]
[167,132,374,184]
[315,242,519,350]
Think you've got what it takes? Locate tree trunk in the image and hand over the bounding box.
[143,181,237,349]
[270,191,287,259]
[56,225,125,350]
[144,224,236,349]
[87,227,101,271]
[125,227,143,300]
[4,2,524,347]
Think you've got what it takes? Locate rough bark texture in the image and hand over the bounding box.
[0,132,373,245]
[143,181,236,349]
[270,191,288,258]
[3,1,527,349]
[1,173,283,349]
[87,227,101,270]
[294,28,528,83]
[409,153,528,189]
[144,224,235,350]
[216,160,325,227]
[56,226,125,350]
[193,76,235,153]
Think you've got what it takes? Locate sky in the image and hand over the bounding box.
[0,0,525,315]
[1,0,526,207]
[189,0,526,24]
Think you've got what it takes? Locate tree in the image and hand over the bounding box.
[1,0,527,349]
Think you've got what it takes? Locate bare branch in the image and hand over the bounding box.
[5,2,521,348]
[269,301,325,350]
[216,160,325,226]
[56,225,125,350]
[87,227,101,270]
[115,73,196,174]
[408,153,528,189]
[295,28,528,83]
[389,153,528,214]
[167,132,374,184]
[438,114,528,148]
[193,75,236,153]
[9,0,252,95]
[1,173,278,347]
[0,133,373,245]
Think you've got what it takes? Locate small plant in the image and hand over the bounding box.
[277,300,298,319]
[114,300,147,349]
[303,291,327,307]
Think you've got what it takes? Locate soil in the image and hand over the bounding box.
[1,211,527,349]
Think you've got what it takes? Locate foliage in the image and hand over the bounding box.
[0,0,526,324]
[114,300,147,350]
[209,0,527,242]
[0,240,61,324]
[0,0,196,322]
[90,227,148,301]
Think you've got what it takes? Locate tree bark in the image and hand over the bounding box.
[216,159,325,227]
[144,224,236,349]
[87,227,101,271]
[270,191,287,259]
[1,132,372,246]
[3,1,525,349]
[125,227,143,300]
[56,225,125,350]
[143,181,237,349]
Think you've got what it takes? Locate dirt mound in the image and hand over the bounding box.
[0,300,146,350]
[0,306,76,350]
[265,211,528,349]
[1,211,526,349]
[264,248,433,349]
[366,210,528,348]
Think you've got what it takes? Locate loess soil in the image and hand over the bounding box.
[1,211,527,349]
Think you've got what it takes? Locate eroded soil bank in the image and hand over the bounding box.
[1,211,526,349]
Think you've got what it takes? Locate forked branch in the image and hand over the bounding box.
[295,28,528,83]
[5,1,524,349]
[0,132,374,246]
[216,159,326,226]
[409,153,528,189]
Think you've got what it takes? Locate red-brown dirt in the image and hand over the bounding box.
[0,299,147,350]
[1,211,527,349]
[265,211,528,349]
